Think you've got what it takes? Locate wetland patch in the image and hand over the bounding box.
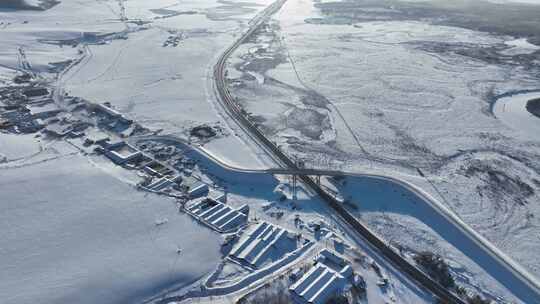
[313,0,540,45]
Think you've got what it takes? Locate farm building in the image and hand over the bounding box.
[105,141,143,165]
[146,176,181,192]
[290,249,353,304]
[186,197,248,232]
[230,222,297,268]
[187,181,209,198]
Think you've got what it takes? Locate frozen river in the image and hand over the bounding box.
[493,91,540,139]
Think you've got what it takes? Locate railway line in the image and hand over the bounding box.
[212,0,468,303]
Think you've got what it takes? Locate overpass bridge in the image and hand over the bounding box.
[267,168,343,177]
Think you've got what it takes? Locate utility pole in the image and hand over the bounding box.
[17,46,35,78]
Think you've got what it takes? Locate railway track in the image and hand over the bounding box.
[212,0,467,303]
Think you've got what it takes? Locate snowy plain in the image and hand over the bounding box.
[225,0,540,302]
[0,0,275,169]
[0,0,272,303]
[60,0,275,169]
[2,0,540,303]
[0,144,221,304]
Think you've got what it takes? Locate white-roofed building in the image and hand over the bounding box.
[290,249,353,304]
[27,103,61,119]
[146,176,181,192]
[186,197,248,232]
[229,221,297,268]
[188,182,209,198]
[104,141,142,165]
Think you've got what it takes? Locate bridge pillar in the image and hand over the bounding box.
[292,174,297,201]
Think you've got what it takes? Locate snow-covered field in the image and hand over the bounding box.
[0,143,221,304]
[2,0,540,303]
[1,2,429,303]
[225,0,540,302]
[0,0,275,168]
[60,0,274,169]
[0,132,42,161]
[0,1,274,302]
[329,175,538,303]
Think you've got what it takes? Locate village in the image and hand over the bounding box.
[0,74,400,304]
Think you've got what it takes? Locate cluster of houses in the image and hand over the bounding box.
[96,139,213,199]
[79,104,256,237]
[0,85,58,133]
[77,102,367,304]
[2,84,368,303]
[0,84,139,140]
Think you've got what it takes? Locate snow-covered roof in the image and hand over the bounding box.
[290,249,352,304]
[188,182,209,197]
[317,248,346,266]
[96,103,122,117]
[290,264,346,304]
[229,222,296,268]
[95,103,132,123]
[85,129,110,143]
[27,103,61,118]
[187,197,247,232]
[44,123,73,136]
[147,177,174,191]
[104,142,142,165]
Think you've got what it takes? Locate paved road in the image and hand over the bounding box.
[211,1,470,303]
